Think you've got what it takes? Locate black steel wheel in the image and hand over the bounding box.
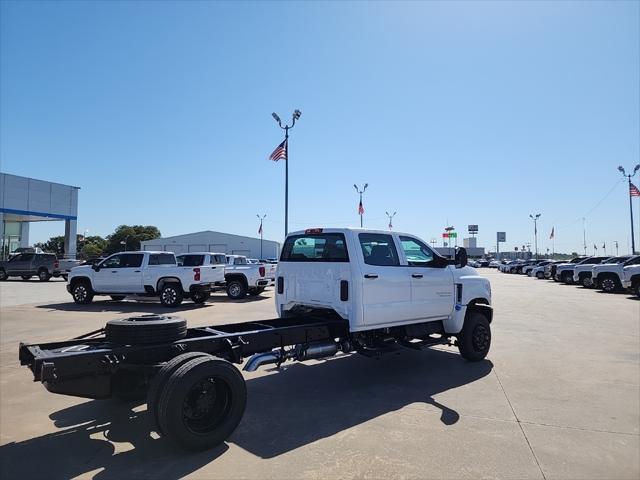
[105,315,187,344]
[157,356,247,451]
[457,311,491,362]
[148,352,213,435]
[71,282,94,304]
[160,283,184,307]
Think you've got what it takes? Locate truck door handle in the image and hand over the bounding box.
[364,274,378,279]
[134,270,141,273]
[412,274,423,278]
[111,270,118,273]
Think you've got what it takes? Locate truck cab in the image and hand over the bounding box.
[275,228,492,357]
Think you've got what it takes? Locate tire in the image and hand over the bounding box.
[105,315,187,345]
[21,275,32,281]
[147,352,212,435]
[112,370,149,401]
[561,271,573,284]
[71,282,94,304]
[600,275,620,293]
[457,311,491,362]
[38,268,51,282]
[580,275,592,288]
[633,282,640,298]
[0,269,6,281]
[191,290,210,304]
[110,295,126,301]
[226,280,247,300]
[157,356,247,451]
[536,271,544,279]
[159,283,184,307]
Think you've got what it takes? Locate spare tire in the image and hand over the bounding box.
[105,315,187,345]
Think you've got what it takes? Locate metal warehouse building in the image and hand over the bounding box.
[141,230,280,259]
[0,173,79,259]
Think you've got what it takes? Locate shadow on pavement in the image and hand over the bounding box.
[0,349,492,478]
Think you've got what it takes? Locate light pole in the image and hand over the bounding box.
[257,214,266,259]
[617,164,640,254]
[272,109,301,237]
[354,183,368,227]
[529,213,541,259]
[386,211,397,231]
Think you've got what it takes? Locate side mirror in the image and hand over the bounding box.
[455,247,468,268]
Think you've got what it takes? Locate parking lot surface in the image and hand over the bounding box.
[0,270,638,479]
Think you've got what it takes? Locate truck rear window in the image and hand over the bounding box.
[281,233,349,262]
[177,255,204,267]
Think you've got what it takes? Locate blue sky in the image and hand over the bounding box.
[1,1,639,254]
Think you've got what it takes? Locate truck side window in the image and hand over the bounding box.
[121,254,144,268]
[101,255,122,268]
[399,236,435,267]
[280,233,349,262]
[211,255,225,265]
[358,233,399,266]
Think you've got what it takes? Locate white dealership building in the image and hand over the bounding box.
[0,173,79,259]
[141,230,280,259]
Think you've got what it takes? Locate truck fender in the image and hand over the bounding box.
[69,276,92,288]
[156,277,183,293]
[443,298,492,334]
[225,273,248,287]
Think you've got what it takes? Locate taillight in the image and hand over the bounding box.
[259,266,265,277]
[193,268,200,281]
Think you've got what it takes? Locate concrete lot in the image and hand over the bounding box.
[0,270,638,479]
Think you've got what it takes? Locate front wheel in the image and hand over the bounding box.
[561,272,573,284]
[580,276,592,288]
[38,269,51,282]
[226,280,247,300]
[633,282,640,298]
[191,290,210,304]
[600,276,620,293]
[457,311,491,362]
[160,283,184,307]
[536,271,544,279]
[71,282,94,304]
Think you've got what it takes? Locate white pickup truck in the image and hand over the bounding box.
[622,264,640,297]
[224,255,270,299]
[67,251,216,306]
[275,228,493,361]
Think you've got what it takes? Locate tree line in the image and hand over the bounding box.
[34,225,161,259]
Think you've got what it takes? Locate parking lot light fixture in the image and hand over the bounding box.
[618,164,640,254]
[529,213,541,259]
[354,183,369,227]
[272,109,302,237]
[386,211,397,231]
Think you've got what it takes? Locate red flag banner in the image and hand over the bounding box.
[631,182,640,197]
[358,200,364,215]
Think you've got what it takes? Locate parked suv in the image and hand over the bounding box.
[0,253,60,281]
[592,255,640,293]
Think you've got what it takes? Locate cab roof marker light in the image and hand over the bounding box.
[305,228,323,234]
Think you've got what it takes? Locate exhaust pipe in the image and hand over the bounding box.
[243,340,342,372]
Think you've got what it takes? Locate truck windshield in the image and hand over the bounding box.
[281,233,349,262]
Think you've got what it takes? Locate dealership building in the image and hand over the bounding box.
[0,173,79,259]
[141,230,280,259]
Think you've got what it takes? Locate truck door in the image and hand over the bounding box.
[113,253,145,293]
[398,236,454,320]
[93,254,123,291]
[357,233,414,326]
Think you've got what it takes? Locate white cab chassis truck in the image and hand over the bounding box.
[19,228,492,452]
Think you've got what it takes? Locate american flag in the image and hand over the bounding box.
[258,223,262,235]
[388,221,393,230]
[631,182,640,197]
[269,139,287,162]
[358,200,364,215]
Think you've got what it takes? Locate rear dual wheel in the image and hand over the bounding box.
[150,353,247,451]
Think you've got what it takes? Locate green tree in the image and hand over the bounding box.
[34,236,65,255]
[105,225,161,254]
[80,236,107,258]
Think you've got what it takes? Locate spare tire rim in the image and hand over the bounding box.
[74,285,87,301]
[229,283,241,297]
[472,324,490,352]
[183,376,232,434]
[162,288,177,303]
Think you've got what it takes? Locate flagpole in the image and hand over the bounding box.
[628,175,636,254]
[257,214,266,259]
[272,110,301,239]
